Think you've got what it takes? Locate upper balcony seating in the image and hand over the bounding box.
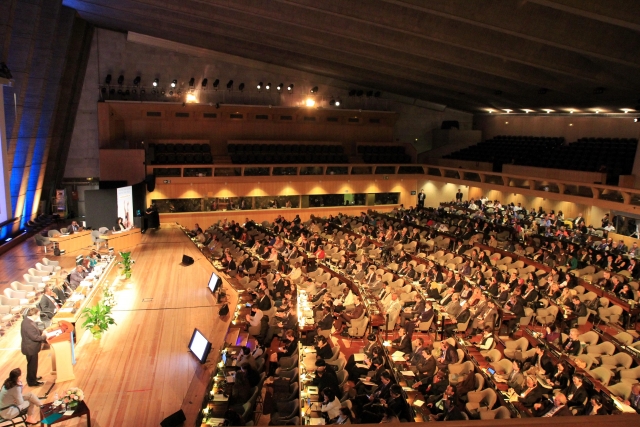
[228,144,348,164]
[444,135,638,176]
[358,145,412,163]
[149,143,213,165]
[444,136,564,166]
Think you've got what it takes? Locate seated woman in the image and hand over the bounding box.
[0,368,41,424]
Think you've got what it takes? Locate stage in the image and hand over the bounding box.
[0,225,234,426]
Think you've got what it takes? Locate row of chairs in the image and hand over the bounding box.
[1,258,60,332]
[149,143,211,153]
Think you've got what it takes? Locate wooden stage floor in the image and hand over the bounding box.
[0,225,230,426]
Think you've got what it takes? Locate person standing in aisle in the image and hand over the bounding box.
[417,189,426,209]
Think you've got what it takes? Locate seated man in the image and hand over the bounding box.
[436,340,458,372]
[534,393,573,417]
[400,293,425,324]
[390,327,412,354]
[314,335,334,360]
[69,265,88,290]
[560,328,581,356]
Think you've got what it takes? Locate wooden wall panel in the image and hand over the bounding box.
[99,149,146,184]
[101,102,397,155]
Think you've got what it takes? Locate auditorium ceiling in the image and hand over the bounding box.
[63,0,640,112]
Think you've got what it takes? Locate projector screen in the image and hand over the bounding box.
[208,272,221,294]
[188,329,212,364]
[116,186,134,229]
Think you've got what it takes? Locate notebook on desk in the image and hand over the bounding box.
[353,353,366,362]
[307,386,319,395]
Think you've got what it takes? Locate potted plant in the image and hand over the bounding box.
[80,301,116,339]
[118,251,135,279]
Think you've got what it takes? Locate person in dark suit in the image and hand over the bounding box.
[518,375,546,408]
[255,290,272,311]
[561,328,582,356]
[566,374,588,410]
[506,295,526,335]
[315,336,334,360]
[445,303,471,337]
[436,340,458,371]
[534,393,573,417]
[333,298,364,334]
[400,294,425,323]
[20,307,47,386]
[37,286,59,327]
[524,344,556,376]
[316,306,334,333]
[391,327,412,354]
[566,296,587,329]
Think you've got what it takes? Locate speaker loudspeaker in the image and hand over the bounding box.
[146,174,156,192]
[181,255,194,266]
[160,409,186,427]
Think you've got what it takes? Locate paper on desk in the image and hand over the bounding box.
[212,394,228,401]
[355,363,368,369]
[413,400,425,407]
[63,410,75,416]
[400,371,415,377]
[304,348,316,353]
[402,386,413,392]
[59,308,74,313]
[309,417,325,425]
[361,381,377,386]
[207,418,226,425]
[353,353,366,361]
[392,351,405,357]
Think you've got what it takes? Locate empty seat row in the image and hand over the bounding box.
[231,153,348,164]
[228,143,344,155]
[152,153,213,165]
[149,143,211,153]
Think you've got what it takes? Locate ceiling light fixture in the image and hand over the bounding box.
[117,75,124,85]
[287,84,294,91]
[277,83,283,91]
[238,83,245,92]
[212,79,219,89]
[265,83,271,90]
[227,80,233,89]
[153,78,159,87]
[201,78,208,88]
[257,82,263,90]
[188,78,195,87]
[133,76,141,86]
[171,79,177,88]
[503,109,512,113]
[105,74,112,85]
[310,86,318,93]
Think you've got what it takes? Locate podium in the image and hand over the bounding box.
[47,320,75,382]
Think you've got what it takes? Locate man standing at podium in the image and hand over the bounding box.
[20,308,47,387]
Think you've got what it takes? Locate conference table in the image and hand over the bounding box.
[100,228,142,251]
[52,256,117,341]
[49,230,93,253]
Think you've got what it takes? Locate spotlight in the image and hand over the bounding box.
[265,83,271,90]
[227,80,234,89]
[366,91,373,97]
[287,84,294,91]
[310,86,318,93]
[329,98,336,106]
[257,82,263,90]
[161,90,165,95]
[202,78,208,88]
[133,76,141,86]
[634,118,639,123]
[238,83,245,92]
[356,90,363,97]
[348,90,356,97]
[305,98,315,107]
[140,89,145,94]
[125,89,130,96]
[105,74,112,85]
[212,79,219,89]
[109,88,115,95]
[335,100,341,106]
[100,87,107,94]
[117,75,124,85]
[153,78,159,87]
[374,91,381,98]
[169,90,174,96]
[188,78,195,87]
[277,83,283,91]
[171,79,177,88]
[117,89,123,95]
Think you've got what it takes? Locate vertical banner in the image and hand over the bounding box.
[116,186,134,229]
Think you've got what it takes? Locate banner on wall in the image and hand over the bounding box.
[117,186,134,229]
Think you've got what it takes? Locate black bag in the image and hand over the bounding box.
[218,303,230,317]
[54,247,61,256]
